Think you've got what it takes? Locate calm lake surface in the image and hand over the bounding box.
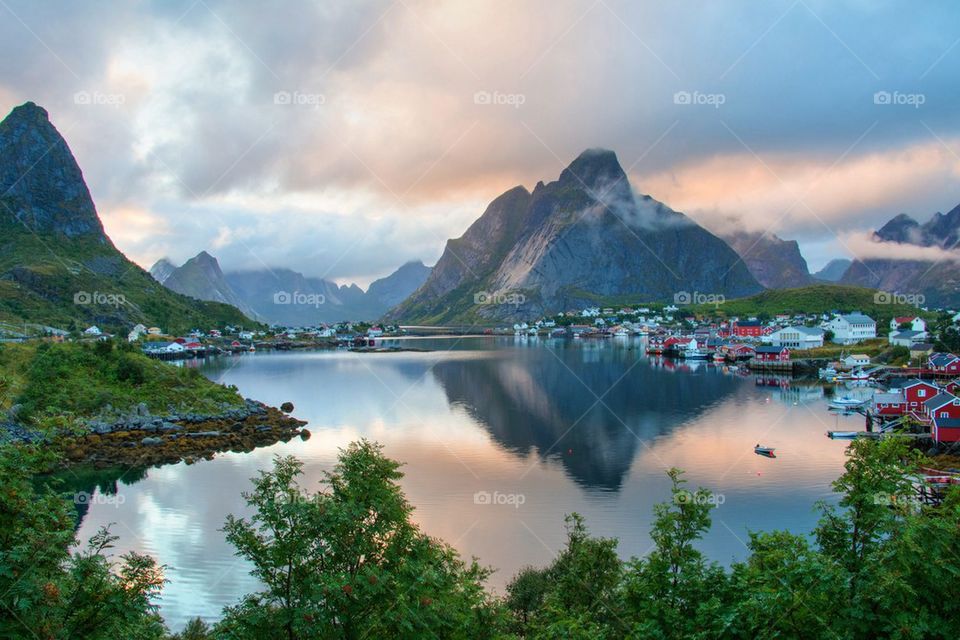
[75,336,865,629]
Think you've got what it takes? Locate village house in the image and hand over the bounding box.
[841,354,871,368]
[147,326,162,336]
[889,316,926,332]
[888,329,927,347]
[766,326,825,350]
[911,343,935,359]
[754,345,790,362]
[873,391,906,416]
[932,415,960,443]
[928,353,960,375]
[899,379,940,413]
[84,325,102,336]
[922,392,960,422]
[732,320,763,338]
[143,341,185,354]
[828,313,876,344]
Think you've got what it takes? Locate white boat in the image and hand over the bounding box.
[819,367,838,380]
[829,396,866,409]
[614,328,629,337]
[684,349,710,360]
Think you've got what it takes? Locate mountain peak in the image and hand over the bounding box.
[558,148,628,191]
[0,101,105,239]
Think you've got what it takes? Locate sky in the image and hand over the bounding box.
[2,0,960,285]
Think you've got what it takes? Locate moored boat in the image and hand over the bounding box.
[829,396,866,409]
[754,444,776,458]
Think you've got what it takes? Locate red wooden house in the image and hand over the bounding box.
[873,391,906,416]
[944,379,960,395]
[733,320,763,338]
[754,345,790,362]
[928,353,960,375]
[902,380,940,413]
[922,392,960,421]
[932,415,960,443]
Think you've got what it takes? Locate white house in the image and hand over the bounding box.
[842,354,871,368]
[766,325,825,350]
[829,313,876,345]
[144,341,185,354]
[889,316,926,333]
[84,325,102,336]
[888,329,928,347]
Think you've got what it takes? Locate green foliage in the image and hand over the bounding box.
[0,340,243,423]
[216,441,504,639]
[0,444,167,639]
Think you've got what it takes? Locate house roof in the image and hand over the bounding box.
[899,378,939,390]
[929,353,960,367]
[933,417,960,428]
[911,343,935,351]
[894,316,920,323]
[755,345,788,353]
[773,325,824,336]
[836,313,875,324]
[873,392,905,404]
[736,320,762,327]
[892,330,924,339]
[923,392,958,411]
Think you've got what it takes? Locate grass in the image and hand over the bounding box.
[0,340,244,426]
[790,338,889,360]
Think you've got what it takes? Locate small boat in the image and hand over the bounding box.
[684,348,710,360]
[754,444,776,458]
[827,431,859,439]
[818,366,838,380]
[829,396,866,409]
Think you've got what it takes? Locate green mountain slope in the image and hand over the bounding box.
[0,102,254,334]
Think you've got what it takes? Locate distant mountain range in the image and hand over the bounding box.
[152,254,431,325]
[841,206,960,306]
[813,259,851,282]
[0,102,253,334]
[387,149,762,323]
[719,230,812,289]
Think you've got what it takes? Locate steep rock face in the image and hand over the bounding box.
[387,149,761,323]
[720,231,811,289]
[841,205,960,306]
[0,102,105,239]
[0,102,253,332]
[365,260,432,308]
[158,252,259,320]
[149,258,177,284]
[813,259,851,282]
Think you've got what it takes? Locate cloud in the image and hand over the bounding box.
[841,230,960,264]
[3,0,960,283]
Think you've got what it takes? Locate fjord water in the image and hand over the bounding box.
[75,337,862,629]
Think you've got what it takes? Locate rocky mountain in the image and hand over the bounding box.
[720,230,811,289]
[365,260,432,308]
[221,260,429,325]
[386,148,762,323]
[152,252,259,320]
[0,101,254,333]
[149,258,177,284]
[813,258,851,282]
[841,206,960,306]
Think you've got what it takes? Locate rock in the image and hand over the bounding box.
[159,422,182,432]
[280,402,294,413]
[141,437,163,446]
[256,425,273,432]
[186,431,221,438]
[136,402,150,417]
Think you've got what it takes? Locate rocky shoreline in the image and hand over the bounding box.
[1,398,309,467]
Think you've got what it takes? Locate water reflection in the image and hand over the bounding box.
[73,337,860,630]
